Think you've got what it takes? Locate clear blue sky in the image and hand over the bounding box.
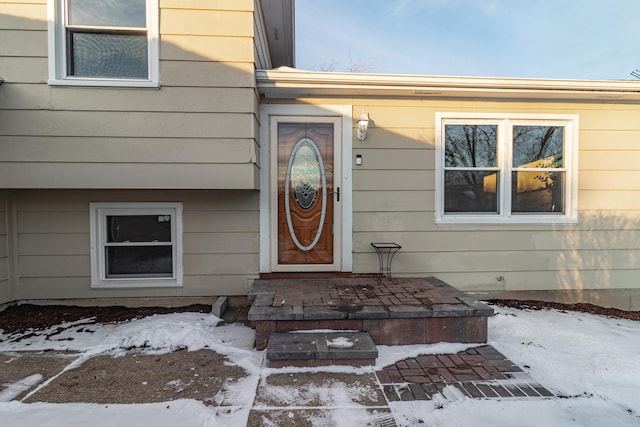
[294,0,640,80]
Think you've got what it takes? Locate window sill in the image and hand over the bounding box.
[48,78,160,88]
[436,215,578,226]
[91,279,182,289]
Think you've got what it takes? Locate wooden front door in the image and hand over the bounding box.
[276,122,337,267]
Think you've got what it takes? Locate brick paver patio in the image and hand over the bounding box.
[248,277,494,350]
[377,345,555,401]
[268,277,463,308]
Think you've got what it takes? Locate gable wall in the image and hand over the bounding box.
[0,0,261,190]
[282,97,640,309]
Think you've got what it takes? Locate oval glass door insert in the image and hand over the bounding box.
[291,142,320,209]
[284,137,327,251]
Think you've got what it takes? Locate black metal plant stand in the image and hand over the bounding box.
[370,242,402,284]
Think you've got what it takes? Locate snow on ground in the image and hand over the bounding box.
[0,400,221,427]
[390,307,640,427]
[0,374,42,402]
[251,373,388,427]
[1,306,639,426]
[326,336,355,348]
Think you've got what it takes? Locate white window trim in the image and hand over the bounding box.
[47,0,160,87]
[435,113,579,225]
[90,202,183,288]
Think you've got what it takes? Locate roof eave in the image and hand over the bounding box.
[257,69,640,103]
[259,0,295,68]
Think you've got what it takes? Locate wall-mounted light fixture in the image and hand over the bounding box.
[356,112,369,141]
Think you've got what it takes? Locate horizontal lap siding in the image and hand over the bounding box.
[354,250,640,276]
[0,163,259,189]
[0,1,260,190]
[13,190,259,300]
[0,111,255,138]
[159,0,253,10]
[0,57,47,83]
[0,192,9,302]
[0,137,258,163]
[335,99,640,298]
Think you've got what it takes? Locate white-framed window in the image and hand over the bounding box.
[435,113,579,225]
[89,203,183,288]
[47,0,159,87]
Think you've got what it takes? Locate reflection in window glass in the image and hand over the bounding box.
[512,171,564,213]
[438,115,576,223]
[105,214,173,278]
[106,215,171,243]
[68,0,146,27]
[106,246,173,277]
[444,170,498,213]
[513,126,563,168]
[90,203,181,287]
[445,125,497,168]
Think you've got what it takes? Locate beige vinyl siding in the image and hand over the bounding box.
[283,98,640,307]
[0,111,256,138]
[0,57,48,83]
[0,191,9,303]
[161,36,254,63]
[161,61,255,88]
[11,190,259,301]
[161,9,253,36]
[45,87,258,112]
[0,29,46,57]
[0,3,46,37]
[0,0,261,190]
[159,0,253,9]
[0,137,257,163]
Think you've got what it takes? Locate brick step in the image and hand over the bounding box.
[249,277,493,349]
[266,331,378,368]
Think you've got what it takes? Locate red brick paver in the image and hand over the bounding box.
[250,277,493,349]
[375,345,521,385]
[268,277,464,309]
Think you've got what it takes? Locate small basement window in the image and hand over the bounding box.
[90,202,183,288]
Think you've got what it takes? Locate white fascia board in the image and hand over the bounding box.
[256,69,640,103]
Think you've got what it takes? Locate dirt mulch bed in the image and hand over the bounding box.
[488,299,640,321]
[21,348,247,405]
[1,300,637,335]
[0,303,212,334]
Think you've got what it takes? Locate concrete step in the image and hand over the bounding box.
[266,331,378,368]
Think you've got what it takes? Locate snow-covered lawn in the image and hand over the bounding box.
[392,307,640,426]
[1,306,638,426]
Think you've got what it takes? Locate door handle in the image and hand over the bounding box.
[332,187,340,202]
